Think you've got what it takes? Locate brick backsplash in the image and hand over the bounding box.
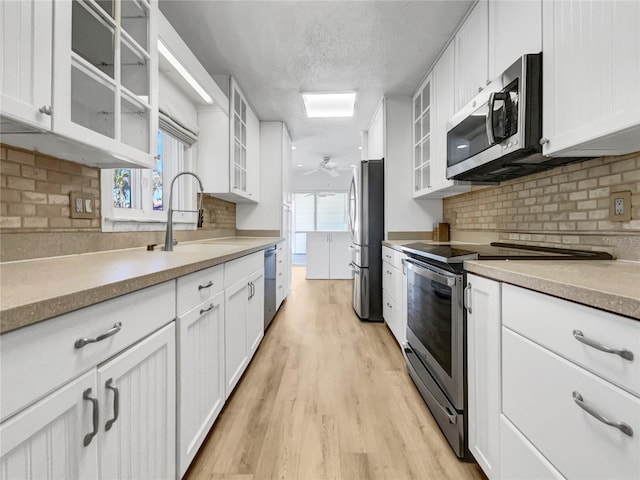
[1,145,101,230]
[443,153,640,260]
[1,144,237,261]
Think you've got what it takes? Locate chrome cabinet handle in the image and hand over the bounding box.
[386,302,392,309]
[83,388,99,446]
[75,322,122,348]
[39,105,53,115]
[539,137,549,146]
[572,391,633,437]
[464,283,472,314]
[200,303,215,315]
[198,281,213,290]
[105,378,119,431]
[572,330,634,361]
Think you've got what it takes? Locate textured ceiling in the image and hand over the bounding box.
[159,0,473,172]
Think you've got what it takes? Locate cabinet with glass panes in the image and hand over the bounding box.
[51,0,158,168]
[412,74,433,197]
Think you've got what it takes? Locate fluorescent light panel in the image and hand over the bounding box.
[302,92,356,118]
[158,40,213,104]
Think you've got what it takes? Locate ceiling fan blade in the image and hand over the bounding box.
[326,169,340,177]
[301,169,320,176]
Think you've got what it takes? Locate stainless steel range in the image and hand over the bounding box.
[399,242,612,460]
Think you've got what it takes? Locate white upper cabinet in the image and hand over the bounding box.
[488,0,541,80]
[454,0,489,112]
[428,41,471,198]
[198,76,260,203]
[1,0,159,169]
[412,75,433,196]
[0,0,53,132]
[541,0,640,157]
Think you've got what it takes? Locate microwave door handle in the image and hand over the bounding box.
[486,92,496,146]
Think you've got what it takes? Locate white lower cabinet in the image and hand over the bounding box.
[0,324,176,480]
[381,246,407,346]
[466,274,501,480]
[225,277,249,398]
[177,288,225,478]
[499,414,563,480]
[97,324,176,480]
[0,370,98,480]
[223,252,265,398]
[247,267,265,355]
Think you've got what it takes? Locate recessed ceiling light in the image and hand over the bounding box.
[292,146,297,150]
[158,40,213,104]
[297,164,303,167]
[301,91,356,118]
[358,146,362,150]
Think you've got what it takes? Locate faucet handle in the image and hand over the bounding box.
[197,209,204,228]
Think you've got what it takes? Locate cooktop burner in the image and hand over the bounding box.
[401,242,613,264]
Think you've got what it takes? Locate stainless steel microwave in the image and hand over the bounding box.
[446,54,580,183]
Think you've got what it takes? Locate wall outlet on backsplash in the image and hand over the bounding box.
[69,192,96,219]
[609,191,631,222]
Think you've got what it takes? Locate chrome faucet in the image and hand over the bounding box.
[164,172,205,251]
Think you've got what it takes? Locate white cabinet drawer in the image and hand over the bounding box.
[382,260,402,302]
[383,290,402,342]
[382,245,405,269]
[503,328,640,480]
[503,284,640,396]
[177,264,224,316]
[1,281,176,422]
[224,252,263,288]
[499,415,564,480]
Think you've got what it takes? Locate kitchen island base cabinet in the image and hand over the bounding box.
[177,290,225,479]
[0,324,176,480]
[306,232,351,280]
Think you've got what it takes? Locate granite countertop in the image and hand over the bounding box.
[465,260,640,320]
[0,237,282,334]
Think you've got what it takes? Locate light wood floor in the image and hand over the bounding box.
[185,266,486,480]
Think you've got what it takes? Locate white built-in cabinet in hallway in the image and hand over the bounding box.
[541,0,640,156]
[465,274,501,480]
[1,0,159,168]
[305,232,351,280]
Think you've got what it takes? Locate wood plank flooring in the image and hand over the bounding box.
[185,266,486,480]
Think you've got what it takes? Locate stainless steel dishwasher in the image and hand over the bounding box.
[264,247,277,330]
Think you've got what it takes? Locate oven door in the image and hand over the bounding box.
[405,258,464,409]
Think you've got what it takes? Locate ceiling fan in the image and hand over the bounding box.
[302,157,340,177]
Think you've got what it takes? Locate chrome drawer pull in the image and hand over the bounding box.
[75,322,122,348]
[572,330,634,361]
[200,304,215,314]
[83,388,99,446]
[198,281,213,290]
[105,378,119,431]
[572,391,633,437]
[464,283,472,314]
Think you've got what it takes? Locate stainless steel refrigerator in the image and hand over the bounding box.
[349,159,384,321]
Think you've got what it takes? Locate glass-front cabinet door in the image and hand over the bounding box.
[230,77,248,196]
[412,74,432,197]
[53,0,158,168]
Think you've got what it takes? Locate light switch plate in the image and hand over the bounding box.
[609,190,631,222]
[69,191,96,219]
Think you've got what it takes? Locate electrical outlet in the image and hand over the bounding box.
[609,191,631,222]
[69,191,96,219]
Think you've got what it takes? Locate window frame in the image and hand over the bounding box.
[101,130,197,232]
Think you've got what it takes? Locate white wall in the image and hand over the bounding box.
[292,170,352,191]
[384,96,442,236]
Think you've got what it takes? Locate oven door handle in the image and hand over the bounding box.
[405,258,456,287]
